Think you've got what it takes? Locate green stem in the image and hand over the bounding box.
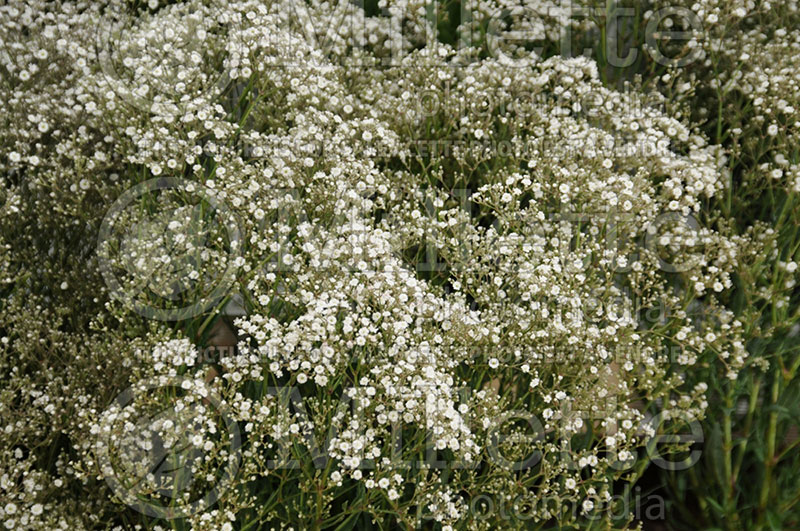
[732,377,761,482]
[723,389,734,513]
[757,368,781,524]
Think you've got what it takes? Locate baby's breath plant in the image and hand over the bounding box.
[0,0,797,530]
[442,1,800,527]
[646,2,800,527]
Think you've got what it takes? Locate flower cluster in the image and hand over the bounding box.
[1,0,795,529]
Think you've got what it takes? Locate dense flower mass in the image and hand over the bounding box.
[1,0,798,529]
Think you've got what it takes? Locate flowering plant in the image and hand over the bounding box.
[0,0,798,529]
